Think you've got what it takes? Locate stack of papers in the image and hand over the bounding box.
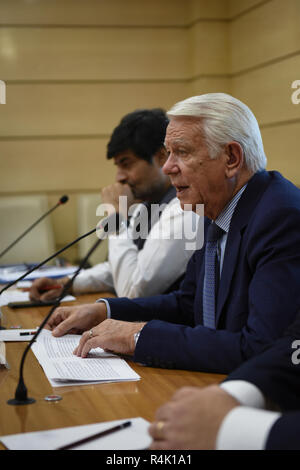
[0,290,75,307]
[0,329,38,342]
[0,417,151,450]
[32,330,140,387]
[0,266,78,284]
[0,341,8,367]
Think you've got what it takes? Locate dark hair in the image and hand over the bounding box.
[107,108,169,163]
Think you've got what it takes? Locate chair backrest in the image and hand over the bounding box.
[77,193,108,266]
[0,195,55,264]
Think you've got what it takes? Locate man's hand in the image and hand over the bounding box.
[45,302,107,336]
[74,319,146,357]
[29,276,70,301]
[149,385,240,450]
[101,182,135,217]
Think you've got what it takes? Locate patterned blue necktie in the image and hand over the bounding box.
[203,222,225,329]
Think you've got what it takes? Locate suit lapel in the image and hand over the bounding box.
[215,170,271,325]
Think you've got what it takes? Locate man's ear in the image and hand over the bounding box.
[225,142,244,178]
[153,147,168,167]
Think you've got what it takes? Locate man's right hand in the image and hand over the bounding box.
[45,302,108,337]
[29,277,70,301]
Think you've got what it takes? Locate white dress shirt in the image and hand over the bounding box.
[216,381,281,449]
[72,197,200,298]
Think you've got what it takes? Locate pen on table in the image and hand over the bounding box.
[56,420,132,450]
[19,331,37,336]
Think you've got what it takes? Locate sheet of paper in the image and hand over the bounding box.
[34,329,116,359]
[31,329,140,386]
[16,280,32,288]
[0,329,38,342]
[0,417,151,450]
[0,341,8,367]
[0,266,78,283]
[0,289,75,307]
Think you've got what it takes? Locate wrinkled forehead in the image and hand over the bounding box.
[165,116,204,146]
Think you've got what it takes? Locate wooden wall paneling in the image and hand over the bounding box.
[0,27,188,81]
[0,82,188,137]
[0,0,229,26]
[188,21,230,77]
[0,138,116,192]
[188,76,231,96]
[188,0,229,21]
[0,0,189,26]
[229,0,272,19]
[262,122,300,185]
[230,0,300,73]
[231,55,300,126]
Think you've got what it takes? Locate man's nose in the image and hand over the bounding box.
[116,169,127,184]
[162,153,178,175]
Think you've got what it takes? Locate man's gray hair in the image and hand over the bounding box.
[167,93,267,173]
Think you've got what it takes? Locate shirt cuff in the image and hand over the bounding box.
[220,380,266,408]
[216,406,281,450]
[96,298,111,318]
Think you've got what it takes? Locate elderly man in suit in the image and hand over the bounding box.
[149,312,300,450]
[45,93,300,375]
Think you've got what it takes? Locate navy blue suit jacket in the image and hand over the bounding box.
[107,170,300,373]
[224,312,300,449]
[265,413,300,450]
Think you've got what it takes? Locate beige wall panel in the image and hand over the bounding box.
[188,0,229,21]
[262,122,300,185]
[48,192,105,263]
[0,27,188,81]
[189,76,231,96]
[230,0,300,73]
[188,22,229,76]
[229,0,269,18]
[231,55,300,125]
[0,0,189,26]
[0,82,188,137]
[0,138,116,192]
[0,0,230,26]
[48,192,78,259]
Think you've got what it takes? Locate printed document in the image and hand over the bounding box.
[32,329,140,386]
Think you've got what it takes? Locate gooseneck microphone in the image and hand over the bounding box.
[6,213,121,406]
[0,195,69,262]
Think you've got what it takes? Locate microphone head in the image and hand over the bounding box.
[59,195,69,205]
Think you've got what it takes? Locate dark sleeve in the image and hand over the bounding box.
[107,251,199,326]
[266,412,300,450]
[240,206,300,358]
[223,314,300,411]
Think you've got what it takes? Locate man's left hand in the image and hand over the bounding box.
[74,319,146,357]
[149,385,240,450]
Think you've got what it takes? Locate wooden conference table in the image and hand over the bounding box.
[0,293,225,447]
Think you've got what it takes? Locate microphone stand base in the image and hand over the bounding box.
[7,397,36,406]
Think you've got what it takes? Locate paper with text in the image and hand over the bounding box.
[31,329,140,386]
